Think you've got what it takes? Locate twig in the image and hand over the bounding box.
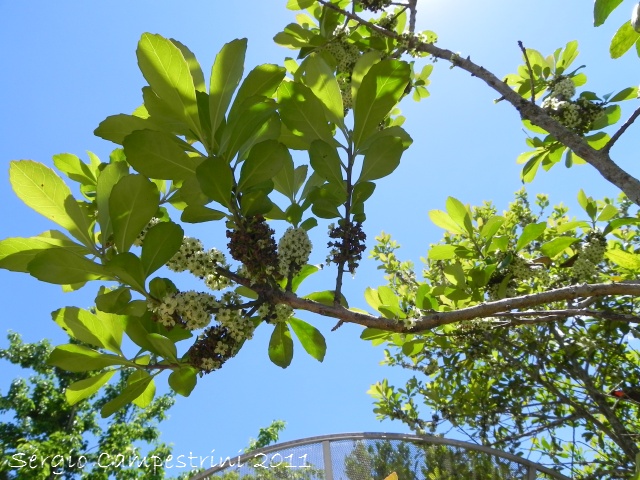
[517,41,536,103]
[604,105,640,153]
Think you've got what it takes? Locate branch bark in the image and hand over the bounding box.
[316,0,640,205]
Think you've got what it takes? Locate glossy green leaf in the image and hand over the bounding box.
[515,222,547,251]
[309,140,343,187]
[353,60,411,149]
[288,317,326,362]
[94,114,160,145]
[273,152,297,201]
[428,245,457,260]
[196,157,234,209]
[597,204,619,222]
[610,86,638,102]
[146,333,178,361]
[303,290,348,307]
[96,161,129,242]
[141,221,183,277]
[606,249,640,271]
[301,53,344,125]
[181,205,227,223]
[52,307,124,355]
[0,232,89,273]
[594,0,624,26]
[169,366,198,396]
[352,181,375,207]
[286,0,314,9]
[48,344,133,372]
[95,286,132,314]
[229,64,286,120]
[358,136,403,183]
[66,370,116,405]
[220,97,278,160]
[170,38,206,92]
[238,140,288,192]
[540,237,580,258]
[277,81,334,147]
[101,374,153,417]
[209,38,247,142]
[109,175,159,253]
[128,370,156,408]
[429,210,465,235]
[480,216,505,239]
[610,21,640,58]
[240,189,274,217]
[351,51,383,105]
[106,253,147,293]
[123,129,199,181]
[136,33,201,137]
[53,153,96,186]
[10,161,94,248]
[268,322,294,368]
[28,249,108,284]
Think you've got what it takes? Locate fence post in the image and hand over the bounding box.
[322,440,334,480]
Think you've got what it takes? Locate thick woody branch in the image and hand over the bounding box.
[315,0,640,205]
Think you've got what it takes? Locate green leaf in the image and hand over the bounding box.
[123,130,200,181]
[594,0,624,26]
[358,136,403,183]
[65,370,116,405]
[0,232,89,273]
[480,216,505,239]
[101,374,153,417]
[446,197,473,236]
[28,249,109,284]
[53,153,97,186]
[94,114,160,145]
[181,205,227,223]
[301,53,344,126]
[364,287,382,311]
[240,189,274,217]
[196,157,234,209]
[10,161,94,248]
[429,210,465,235]
[309,140,344,187]
[238,140,288,192]
[353,60,411,149]
[303,290,348,307]
[109,175,159,253]
[170,38,206,92]
[141,221,184,277]
[268,322,294,368]
[277,81,334,147]
[96,161,129,242]
[273,153,297,201]
[48,344,133,372]
[286,0,314,9]
[128,370,156,408]
[137,33,201,138]
[540,237,580,258]
[52,307,124,355]
[360,328,392,342]
[515,222,546,251]
[428,245,457,260]
[606,249,640,271]
[219,97,278,160]
[351,51,383,105]
[610,86,638,102]
[230,64,286,121]
[209,38,247,142]
[106,253,147,293]
[169,367,198,396]
[95,286,132,314]
[288,317,326,362]
[291,264,321,292]
[610,21,640,59]
[597,204,619,222]
[146,333,178,361]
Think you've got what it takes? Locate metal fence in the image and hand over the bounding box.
[189,432,571,480]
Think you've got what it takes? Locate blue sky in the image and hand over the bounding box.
[0,0,638,475]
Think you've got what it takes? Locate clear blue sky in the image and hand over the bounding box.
[0,0,637,475]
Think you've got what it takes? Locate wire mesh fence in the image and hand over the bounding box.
[189,433,571,480]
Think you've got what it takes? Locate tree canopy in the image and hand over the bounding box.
[2,0,640,477]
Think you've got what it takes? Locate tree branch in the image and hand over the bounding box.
[315,0,640,205]
[604,105,640,153]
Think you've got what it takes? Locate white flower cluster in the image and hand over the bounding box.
[147,290,218,329]
[167,237,232,290]
[133,218,160,247]
[215,292,256,342]
[278,227,312,277]
[551,77,576,99]
[257,303,294,323]
[573,235,606,282]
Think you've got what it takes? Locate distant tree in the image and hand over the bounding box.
[0,332,178,480]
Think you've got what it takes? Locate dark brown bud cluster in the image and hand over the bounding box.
[327,221,367,274]
[187,325,241,374]
[227,215,280,283]
[356,0,393,12]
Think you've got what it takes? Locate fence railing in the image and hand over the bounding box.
[189,432,572,480]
